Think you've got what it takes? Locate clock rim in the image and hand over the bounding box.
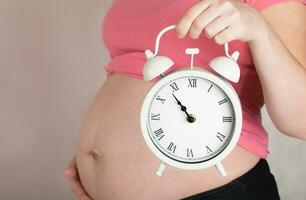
[140,67,242,170]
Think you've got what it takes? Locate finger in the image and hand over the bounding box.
[80,194,93,200]
[64,158,77,178]
[189,5,222,39]
[72,180,93,200]
[189,1,236,39]
[214,24,240,44]
[204,13,234,39]
[64,169,77,178]
[66,168,82,185]
[69,178,87,197]
[176,0,212,37]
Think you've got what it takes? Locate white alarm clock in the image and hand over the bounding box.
[140,25,242,177]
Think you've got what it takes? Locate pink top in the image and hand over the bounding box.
[102,0,306,158]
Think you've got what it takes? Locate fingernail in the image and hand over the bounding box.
[64,171,69,177]
[64,170,71,176]
[177,34,183,39]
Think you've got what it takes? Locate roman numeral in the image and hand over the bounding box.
[169,82,179,92]
[223,116,232,123]
[156,95,166,104]
[151,113,160,120]
[154,128,165,141]
[216,132,226,142]
[187,148,194,157]
[167,142,177,153]
[207,84,213,92]
[188,78,197,88]
[206,145,212,154]
[218,98,228,105]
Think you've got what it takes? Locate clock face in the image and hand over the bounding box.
[146,75,236,164]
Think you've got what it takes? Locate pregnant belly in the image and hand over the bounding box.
[75,72,260,200]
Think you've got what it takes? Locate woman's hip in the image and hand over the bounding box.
[182,159,280,200]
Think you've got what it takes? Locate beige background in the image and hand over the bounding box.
[2,0,306,199]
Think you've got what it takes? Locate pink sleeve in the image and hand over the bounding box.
[245,0,306,11]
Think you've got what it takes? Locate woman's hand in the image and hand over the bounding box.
[64,156,93,200]
[176,0,306,138]
[176,0,270,45]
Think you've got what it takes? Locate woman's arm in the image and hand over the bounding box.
[249,2,306,140]
[176,0,306,140]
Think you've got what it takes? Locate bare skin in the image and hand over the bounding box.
[64,1,306,199]
[75,72,260,200]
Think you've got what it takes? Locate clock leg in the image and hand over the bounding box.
[215,162,227,177]
[156,162,167,176]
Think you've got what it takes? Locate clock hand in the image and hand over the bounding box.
[172,93,196,123]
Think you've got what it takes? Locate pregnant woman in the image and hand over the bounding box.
[64,0,306,199]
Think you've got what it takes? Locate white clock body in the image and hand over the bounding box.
[140,67,242,172]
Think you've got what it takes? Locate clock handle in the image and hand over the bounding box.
[216,162,227,177]
[156,162,167,176]
[151,24,230,59]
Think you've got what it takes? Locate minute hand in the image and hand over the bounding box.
[172,94,195,123]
